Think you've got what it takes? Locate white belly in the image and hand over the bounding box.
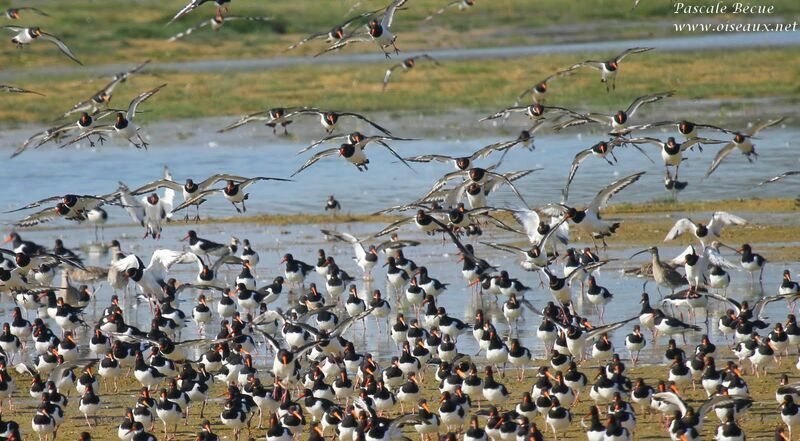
[225,191,246,203]
[735,139,754,154]
[117,124,137,140]
[345,148,368,166]
[14,31,34,44]
[466,192,486,209]
[662,149,682,166]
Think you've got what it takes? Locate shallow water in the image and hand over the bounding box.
[3,217,793,367]
[1,114,797,368]
[2,125,798,220]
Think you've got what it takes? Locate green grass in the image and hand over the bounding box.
[1,47,798,124]
[1,0,799,67]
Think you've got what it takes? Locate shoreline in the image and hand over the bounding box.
[2,31,799,81]
[0,95,797,135]
[8,197,799,261]
[8,197,798,230]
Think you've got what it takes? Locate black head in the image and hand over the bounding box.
[468,168,485,182]
[338,143,355,158]
[79,112,92,127]
[678,121,695,134]
[466,183,482,195]
[55,203,70,216]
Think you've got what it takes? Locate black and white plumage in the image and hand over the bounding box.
[629,136,725,182]
[2,26,82,64]
[706,292,785,323]
[515,67,578,104]
[0,84,43,96]
[316,0,406,58]
[403,137,529,171]
[0,249,85,278]
[382,55,439,90]
[169,0,231,23]
[285,10,377,51]
[11,122,75,158]
[5,7,49,20]
[168,13,271,41]
[171,176,291,214]
[293,136,412,176]
[508,208,570,257]
[418,167,537,211]
[653,310,702,338]
[622,120,735,140]
[118,181,175,240]
[31,405,57,440]
[62,60,151,118]
[425,0,476,20]
[78,385,101,427]
[130,171,250,220]
[7,192,119,228]
[705,118,785,177]
[555,91,673,132]
[109,250,186,298]
[545,172,645,244]
[759,170,800,185]
[60,85,166,150]
[480,103,583,123]
[291,108,394,135]
[182,252,241,288]
[319,230,387,279]
[426,167,534,211]
[562,137,652,201]
[652,392,746,437]
[663,212,747,246]
[569,47,654,91]
[217,107,315,134]
[10,110,120,158]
